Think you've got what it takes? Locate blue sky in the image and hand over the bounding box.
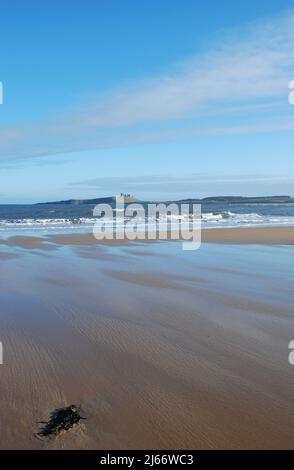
[1,0,294,202]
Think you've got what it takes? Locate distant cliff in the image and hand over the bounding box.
[37,195,294,205]
[174,195,294,204]
[37,197,115,205]
[37,195,138,205]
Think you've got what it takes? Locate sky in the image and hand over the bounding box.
[1,0,294,203]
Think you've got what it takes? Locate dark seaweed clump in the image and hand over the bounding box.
[38,405,84,437]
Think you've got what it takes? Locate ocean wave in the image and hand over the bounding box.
[0,217,97,226]
[201,211,294,227]
[1,210,294,230]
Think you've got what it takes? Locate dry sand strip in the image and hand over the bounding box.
[42,226,294,245]
[0,226,293,249]
[201,226,294,244]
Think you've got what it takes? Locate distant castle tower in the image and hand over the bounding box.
[116,193,137,203]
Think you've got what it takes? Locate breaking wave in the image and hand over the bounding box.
[1,209,294,231]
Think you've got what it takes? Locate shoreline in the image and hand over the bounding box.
[0,226,293,249]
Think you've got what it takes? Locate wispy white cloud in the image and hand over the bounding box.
[71,174,294,187]
[1,9,294,163]
[68,173,294,199]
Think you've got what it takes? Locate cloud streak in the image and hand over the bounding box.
[68,173,294,199]
[1,9,294,163]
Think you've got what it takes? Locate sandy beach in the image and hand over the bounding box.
[0,226,293,449]
[0,226,294,249]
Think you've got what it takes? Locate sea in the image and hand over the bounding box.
[1,201,294,235]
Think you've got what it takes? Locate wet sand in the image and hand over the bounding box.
[0,230,293,449]
[1,226,293,250]
[202,226,294,244]
[49,225,294,245]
